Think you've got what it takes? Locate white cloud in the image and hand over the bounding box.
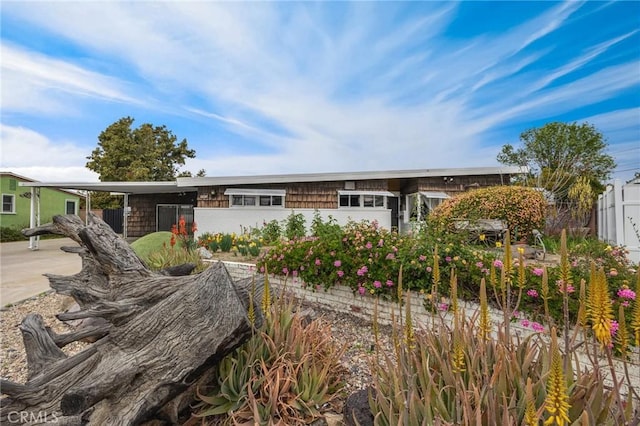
[0,125,99,182]
[0,1,637,182]
[0,42,141,115]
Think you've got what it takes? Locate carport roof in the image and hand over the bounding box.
[19,181,198,195]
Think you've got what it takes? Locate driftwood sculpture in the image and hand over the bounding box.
[0,214,263,425]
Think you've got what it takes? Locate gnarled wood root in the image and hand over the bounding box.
[1,214,264,425]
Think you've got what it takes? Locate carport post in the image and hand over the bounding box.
[123,193,129,239]
[29,186,40,250]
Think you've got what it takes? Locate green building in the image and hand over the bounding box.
[0,172,83,230]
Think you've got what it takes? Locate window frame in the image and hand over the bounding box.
[1,193,16,214]
[65,199,78,215]
[337,190,394,209]
[224,188,286,208]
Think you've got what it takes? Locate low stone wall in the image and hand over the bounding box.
[216,260,639,395]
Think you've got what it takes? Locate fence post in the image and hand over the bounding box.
[613,180,624,246]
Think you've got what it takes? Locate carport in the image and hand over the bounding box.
[18,181,197,250]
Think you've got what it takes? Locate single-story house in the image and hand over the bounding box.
[1,171,83,233]
[20,166,525,239]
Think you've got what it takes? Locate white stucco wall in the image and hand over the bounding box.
[194,207,392,236]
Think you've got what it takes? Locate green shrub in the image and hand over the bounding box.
[284,211,306,240]
[220,234,234,252]
[260,220,282,245]
[428,185,547,241]
[0,226,28,242]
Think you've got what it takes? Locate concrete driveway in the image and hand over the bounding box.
[0,238,82,306]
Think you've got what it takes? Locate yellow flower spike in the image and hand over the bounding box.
[577,279,587,328]
[631,269,640,347]
[587,268,613,347]
[489,264,497,288]
[544,329,571,426]
[524,377,538,426]
[451,336,466,374]
[517,250,526,288]
[558,230,573,293]
[397,264,403,304]
[247,276,256,327]
[616,304,629,356]
[262,265,271,320]
[404,290,415,350]
[450,270,458,316]
[479,277,491,340]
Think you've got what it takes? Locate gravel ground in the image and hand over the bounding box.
[0,289,393,418]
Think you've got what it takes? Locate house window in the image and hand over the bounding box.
[9,179,17,191]
[2,194,15,213]
[225,189,286,208]
[66,200,77,215]
[338,191,394,209]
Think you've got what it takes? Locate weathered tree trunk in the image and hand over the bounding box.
[0,214,263,425]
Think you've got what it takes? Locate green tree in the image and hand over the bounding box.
[497,122,615,201]
[86,116,197,181]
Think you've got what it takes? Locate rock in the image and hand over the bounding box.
[198,246,213,259]
[343,388,373,426]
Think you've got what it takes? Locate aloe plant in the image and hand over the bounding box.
[194,292,346,425]
[369,233,638,425]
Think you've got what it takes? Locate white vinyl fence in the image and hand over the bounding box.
[597,179,640,264]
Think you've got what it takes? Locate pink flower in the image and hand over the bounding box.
[617,288,636,300]
[366,242,373,249]
[419,255,427,262]
[438,303,449,311]
[609,269,618,277]
[557,280,575,293]
[334,260,342,267]
[527,289,539,298]
[292,270,298,277]
[357,266,368,276]
[385,253,395,260]
[282,267,289,275]
[532,268,544,276]
[493,260,503,269]
[373,280,382,288]
[521,319,530,327]
[378,239,384,247]
[476,262,484,268]
[386,280,394,287]
[358,286,366,295]
[531,322,545,332]
[610,320,619,336]
[337,270,344,278]
[426,266,432,273]
[315,258,321,266]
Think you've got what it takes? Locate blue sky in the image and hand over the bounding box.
[1,1,638,183]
